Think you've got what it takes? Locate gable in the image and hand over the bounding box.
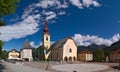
[64,38,77,49]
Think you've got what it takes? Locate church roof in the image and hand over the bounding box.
[50,37,73,49]
[21,39,32,50]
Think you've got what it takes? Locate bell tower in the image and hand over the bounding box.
[42,20,50,49]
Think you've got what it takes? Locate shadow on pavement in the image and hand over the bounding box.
[112,66,120,70]
[0,61,6,72]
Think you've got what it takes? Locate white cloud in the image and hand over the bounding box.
[93,1,101,7]
[30,41,41,48]
[30,41,55,48]
[70,0,83,9]
[35,0,68,9]
[42,11,57,20]
[72,34,120,46]
[0,14,41,41]
[46,13,57,20]
[111,33,120,42]
[58,11,66,15]
[82,0,100,7]
[0,0,101,41]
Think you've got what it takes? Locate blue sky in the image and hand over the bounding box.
[0,0,120,51]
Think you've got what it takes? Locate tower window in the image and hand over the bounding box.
[46,36,48,41]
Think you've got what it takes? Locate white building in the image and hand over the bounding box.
[42,21,77,61]
[48,37,77,61]
[20,39,33,61]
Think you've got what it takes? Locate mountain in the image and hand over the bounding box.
[101,40,120,56]
[78,41,120,56]
[77,44,107,52]
[105,41,120,51]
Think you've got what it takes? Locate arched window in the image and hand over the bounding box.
[69,48,72,53]
[46,35,48,41]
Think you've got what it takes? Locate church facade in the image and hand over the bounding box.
[48,37,77,61]
[42,21,77,61]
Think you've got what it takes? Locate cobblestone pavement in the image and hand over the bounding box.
[2,61,50,72]
[24,61,63,72]
[1,61,120,72]
[0,61,15,72]
[24,61,120,72]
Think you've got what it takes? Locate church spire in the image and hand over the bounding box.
[43,20,49,34]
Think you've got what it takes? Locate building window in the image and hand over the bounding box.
[69,48,72,53]
[46,36,48,41]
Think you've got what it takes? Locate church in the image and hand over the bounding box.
[8,21,77,62]
[42,21,77,61]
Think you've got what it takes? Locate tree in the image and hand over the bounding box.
[0,40,3,56]
[0,50,8,60]
[32,45,45,61]
[0,0,19,59]
[0,0,19,25]
[94,48,105,61]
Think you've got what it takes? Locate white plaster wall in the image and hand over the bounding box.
[63,39,77,60]
[21,49,33,61]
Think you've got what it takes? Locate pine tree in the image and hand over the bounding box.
[94,48,105,61]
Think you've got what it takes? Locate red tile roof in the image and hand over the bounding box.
[78,50,92,54]
[111,48,120,54]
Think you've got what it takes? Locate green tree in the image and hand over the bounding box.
[32,45,45,61]
[94,48,105,61]
[0,50,8,60]
[0,0,19,59]
[0,0,19,25]
[0,40,3,57]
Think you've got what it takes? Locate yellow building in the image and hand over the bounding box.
[77,50,93,61]
[8,49,20,60]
